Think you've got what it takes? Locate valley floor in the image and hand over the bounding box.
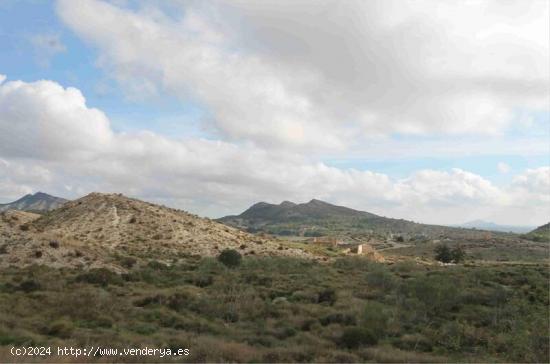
[0,255,548,363]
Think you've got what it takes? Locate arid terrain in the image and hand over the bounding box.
[0,193,315,271]
[1,1,548,362]
[0,192,548,363]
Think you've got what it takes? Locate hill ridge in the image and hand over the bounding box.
[234,198,376,221]
[0,192,313,270]
[218,198,510,239]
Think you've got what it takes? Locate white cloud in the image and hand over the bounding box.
[509,167,550,205]
[0,159,53,202]
[55,0,549,150]
[0,77,548,224]
[395,169,504,206]
[498,162,511,174]
[0,78,113,160]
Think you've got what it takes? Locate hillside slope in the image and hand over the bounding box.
[523,223,550,242]
[0,193,312,270]
[0,192,67,213]
[219,199,504,239]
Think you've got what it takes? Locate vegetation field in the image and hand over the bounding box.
[382,238,549,263]
[0,255,548,363]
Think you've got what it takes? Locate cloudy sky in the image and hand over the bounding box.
[0,0,548,225]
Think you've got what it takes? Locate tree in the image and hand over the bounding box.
[218,249,242,268]
[435,244,465,263]
[434,244,453,263]
[451,245,465,263]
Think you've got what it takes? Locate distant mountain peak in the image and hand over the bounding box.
[219,198,379,229]
[308,198,325,204]
[279,201,296,207]
[0,192,68,213]
[458,219,535,233]
[246,201,272,210]
[33,191,51,198]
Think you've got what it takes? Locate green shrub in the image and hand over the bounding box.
[273,326,297,340]
[407,275,460,315]
[118,255,137,269]
[86,316,114,328]
[49,240,60,249]
[167,292,190,311]
[362,301,389,339]
[304,230,324,237]
[44,319,73,338]
[435,244,452,263]
[434,244,465,263]
[18,279,41,292]
[147,260,169,270]
[0,332,33,346]
[223,310,239,323]
[131,322,158,335]
[197,257,225,273]
[451,246,465,263]
[76,268,123,286]
[366,266,396,292]
[134,294,167,307]
[290,290,318,303]
[339,327,378,348]
[394,333,433,352]
[317,288,337,305]
[193,274,214,287]
[218,249,242,268]
[320,312,356,326]
[300,319,317,331]
[333,256,374,271]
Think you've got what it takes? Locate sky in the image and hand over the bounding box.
[0,0,548,226]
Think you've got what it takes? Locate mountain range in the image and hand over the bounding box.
[1,192,546,271]
[233,199,376,222]
[1,192,536,240]
[218,199,500,239]
[457,220,536,234]
[0,192,67,213]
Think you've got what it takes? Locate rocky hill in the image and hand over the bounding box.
[0,193,312,270]
[218,199,505,239]
[0,192,67,213]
